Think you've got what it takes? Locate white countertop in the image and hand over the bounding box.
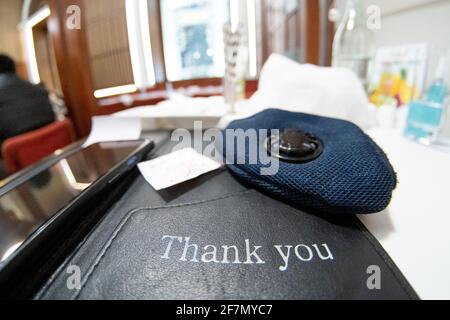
[360,128,450,300]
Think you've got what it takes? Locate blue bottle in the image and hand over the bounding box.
[405,57,448,144]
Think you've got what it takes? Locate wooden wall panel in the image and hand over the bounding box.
[260,0,327,65]
[84,0,134,90]
[305,0,320,64]
[0,0,23,62]
[47,0,97,137]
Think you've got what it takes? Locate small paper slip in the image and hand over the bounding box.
[84,116,142,147]
[138,148,222,190]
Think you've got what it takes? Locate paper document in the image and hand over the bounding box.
[138,148,222,190]
[84,116,142,147]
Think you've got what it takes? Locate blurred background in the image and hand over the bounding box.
[0,0,450,176]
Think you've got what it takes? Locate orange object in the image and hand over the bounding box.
[1,118,76,174]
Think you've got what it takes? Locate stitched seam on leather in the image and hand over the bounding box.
[35,139,222,299]
[35,173,146,299]
[70,190,254,300]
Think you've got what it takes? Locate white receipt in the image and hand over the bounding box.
[84,116,142,147]
[138,148,222,190]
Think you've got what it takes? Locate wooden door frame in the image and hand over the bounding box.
[260,0,332,65]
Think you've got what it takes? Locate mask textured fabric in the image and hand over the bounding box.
[220,109,397,215]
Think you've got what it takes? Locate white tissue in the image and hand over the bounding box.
[239,54,376,129]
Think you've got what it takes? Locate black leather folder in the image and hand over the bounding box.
[34,131,417,300]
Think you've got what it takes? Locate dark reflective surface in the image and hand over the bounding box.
[0,141,143,263]
[279,129,321,157]
[267,129,323,163]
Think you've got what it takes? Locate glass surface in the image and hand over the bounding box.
[332,0,375,89]
[160,0,229,81]
[0,141,143,263]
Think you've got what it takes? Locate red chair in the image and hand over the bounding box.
[2,118,76,174]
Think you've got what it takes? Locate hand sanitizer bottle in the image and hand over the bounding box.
[426,57,448,104]
[405,56,449,144]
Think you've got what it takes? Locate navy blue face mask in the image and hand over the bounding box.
[219,109,397,215]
